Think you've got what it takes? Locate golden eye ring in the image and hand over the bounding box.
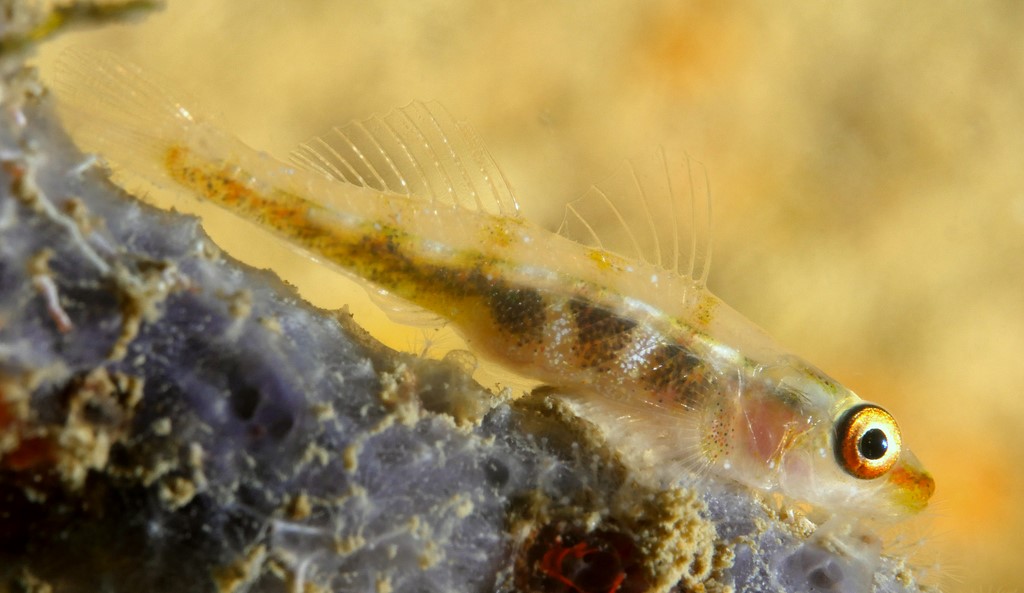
[834,404,902,479]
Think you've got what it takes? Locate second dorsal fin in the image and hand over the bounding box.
[291,101,519,217]
[557,149,713,286]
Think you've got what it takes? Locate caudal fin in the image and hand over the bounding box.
[53,48,225,185]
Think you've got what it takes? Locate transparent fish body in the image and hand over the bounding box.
[54,50,934,519]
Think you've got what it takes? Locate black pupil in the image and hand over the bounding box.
[858,428,889,460]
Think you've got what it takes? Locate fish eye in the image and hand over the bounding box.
[834,404,902,479]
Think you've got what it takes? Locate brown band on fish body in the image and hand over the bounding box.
[486,285,546,346]
[639,343,707,407]
[567,298,638,369]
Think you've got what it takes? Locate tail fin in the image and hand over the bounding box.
[53,48,226,185]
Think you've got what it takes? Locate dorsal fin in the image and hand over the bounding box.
[290,101,519,217]
[557,149,712,286]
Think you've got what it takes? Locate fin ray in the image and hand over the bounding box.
[558,149,712,288]
[291,101,519,217]
[366,287,450,328]
[53,47,225,186]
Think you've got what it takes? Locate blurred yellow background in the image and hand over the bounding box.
[36,2,1024,591]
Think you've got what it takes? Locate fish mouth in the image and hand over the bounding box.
[885,449,935,514]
